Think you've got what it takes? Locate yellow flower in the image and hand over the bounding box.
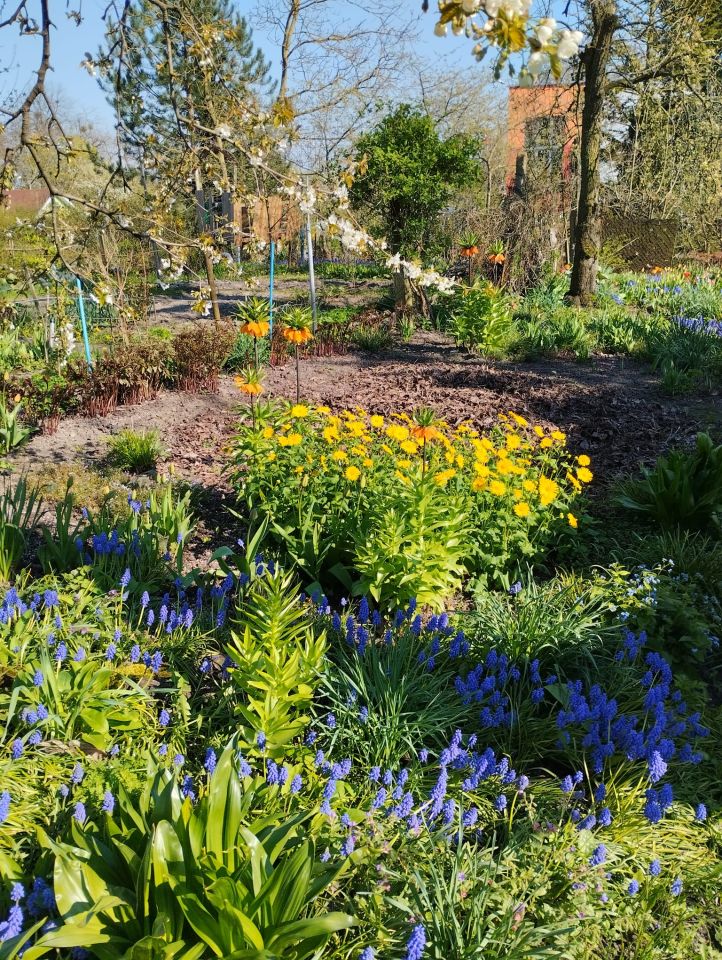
[534,425,545,438]
[509,412,528,427]
[386,424,410,442]
[474,463,490,478]
[351,446,367,457]
[345,465,361,481]
[397,459,412,469]
[331,449,348,461]
[506,434,522,451]
[262,426,274,439]
[538,476,559,505]
[267,452,276,462]
[323,426,339,442]
[456,454,465,468]
[552,430,566,442]
[489,480,506,496]
[566,472,582,492]
[278,432,302,447]
[294,465,304,474]
[290,404,310,418]
[445,449,455,464]
[472,476,487,491]
[434,468,456,487]
[346,420,365,437]
[317,405,331,414]
[363,458,373,468]
[496,458,513,475]
[381,444,394,456]
[567,512,578,528]
[370,415,384,428]
[523,479,536,493]
[540,437,553,449]
[514,502,531,517]
[577,454,591,466]
[395,470,410,485]
[400,440,418,455]
[577,467,593,484]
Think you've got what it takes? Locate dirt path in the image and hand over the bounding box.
[16,331,722,494]
[150,276,387,330]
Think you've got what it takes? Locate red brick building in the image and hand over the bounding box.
[506,84,581,194]
[2,188,51,212]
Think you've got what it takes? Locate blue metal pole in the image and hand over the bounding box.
[269,240,275,338]
[75,276,93,369]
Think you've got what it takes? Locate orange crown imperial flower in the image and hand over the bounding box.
[239,320,270,338]
[411,424,438,442]
[283,326,313,345]
[234,368,264,395]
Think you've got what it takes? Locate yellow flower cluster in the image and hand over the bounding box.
[235,403,590,532]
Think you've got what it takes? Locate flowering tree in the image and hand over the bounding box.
[4,0,714,310]
[0,0,579,304]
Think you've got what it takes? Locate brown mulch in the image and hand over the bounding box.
[262,330,721,483]
[17,328,721,496]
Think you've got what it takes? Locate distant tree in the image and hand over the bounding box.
[349,104,480,306]
[99,0,274,319]
[105,0,272,155]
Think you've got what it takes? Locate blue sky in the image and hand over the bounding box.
[0,1,500,133]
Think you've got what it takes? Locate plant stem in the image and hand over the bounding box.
[295,344,300,404]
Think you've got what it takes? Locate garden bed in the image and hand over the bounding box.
[17,329,720,491]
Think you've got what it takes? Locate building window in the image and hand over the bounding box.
[524,115,566,176]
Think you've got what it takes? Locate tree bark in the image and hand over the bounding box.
[568,1,618,306]
[392,270,414,313]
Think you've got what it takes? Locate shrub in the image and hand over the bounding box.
[68,334,174,417]
[228,405,588,602]
[173,322,235,392]
[616,433,722,535]
[21,371,76,435]
[107,428,166,472]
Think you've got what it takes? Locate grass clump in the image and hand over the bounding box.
[107,428,166,472]
[351,324,394,353]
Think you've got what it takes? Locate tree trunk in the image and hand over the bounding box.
[568,1,617,306]
[392,270,414,313]
[194,168,221,324]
